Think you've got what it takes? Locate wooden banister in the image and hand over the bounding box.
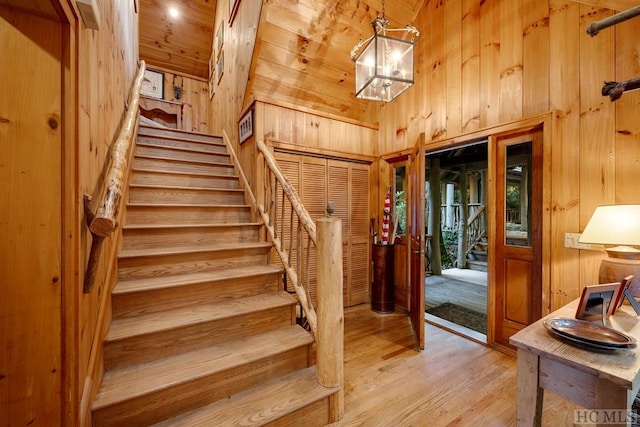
[79,60,146,425]
[90,62,147,236]
[220,133,319,334]
[256,139,317,244]
[221,131,344,422]
[83,60,146,293]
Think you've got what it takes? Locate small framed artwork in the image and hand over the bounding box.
[238,108,253,143]
[229,0,241,26]
[209,74,215,100]
[209,51,215,80]
[141,69,164,99]
[575,282,622,321]
[216,50,224,83]
[216,21,224,55]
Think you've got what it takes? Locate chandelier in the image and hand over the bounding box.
[350,0,420,102]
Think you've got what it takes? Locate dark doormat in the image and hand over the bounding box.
[426,303,487,334]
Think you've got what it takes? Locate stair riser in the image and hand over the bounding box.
[138,127,223,144]
[128,187,245,205]
[92,347,312,427]
[112,272,282,318]
[137,135,226,153]
[131,170,239,189]
[125,206,251,225]
[104,305,296,370]
[118,248,269,280]
[122,225,261,250]
[134,157,235,175]
[136,144,230,164]
[270,398,334,427]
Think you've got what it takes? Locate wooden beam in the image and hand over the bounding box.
[586,4,640,35]
[570,0,639,12]
[602,77,640,101]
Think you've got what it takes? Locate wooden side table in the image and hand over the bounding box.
[510,300,640,426]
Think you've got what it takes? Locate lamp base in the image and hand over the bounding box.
[599,256,640,296]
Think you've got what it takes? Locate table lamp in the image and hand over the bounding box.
[578,205,640,288]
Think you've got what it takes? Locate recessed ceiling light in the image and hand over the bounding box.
[168,6,179,18]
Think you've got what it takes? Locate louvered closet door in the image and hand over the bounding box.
[274,151,370,307]
[349,164,370,305]
[328,161,350,306]
[301,156,327,304]
[269,152,301,293]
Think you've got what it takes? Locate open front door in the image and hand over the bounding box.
[408,134,426,349]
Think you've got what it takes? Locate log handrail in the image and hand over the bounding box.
[83,60,147,293]
[221,131,318,335]
[80,60,146,424]
[90,61,147,236]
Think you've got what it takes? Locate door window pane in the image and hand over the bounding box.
[505,142,532,247]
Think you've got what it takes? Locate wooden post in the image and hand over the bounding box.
[316,215,344,422]
[456,165,468,268]
[429,158,442,275]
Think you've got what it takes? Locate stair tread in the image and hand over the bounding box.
[137,141,227,156]
[129,183,244,193]
[105,291,296,342]
[126,202,250,208]
[151,366,337,427]
[135,153,231,166]
[119,241,272,258]
[122,222,262,230]
[132,167,239,179]
[113,264,282,295]
[93,325,313,410]
[138,126,224,144]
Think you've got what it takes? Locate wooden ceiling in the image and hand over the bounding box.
[138,0,216,79]
[136,0,637,121]
[247,0,424,123]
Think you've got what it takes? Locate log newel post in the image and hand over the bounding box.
[316,216,344,422]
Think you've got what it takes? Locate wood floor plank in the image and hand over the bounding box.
[329,304,582,427]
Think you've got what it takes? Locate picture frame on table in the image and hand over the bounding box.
[141,69,164,99]
[575,282,623,321]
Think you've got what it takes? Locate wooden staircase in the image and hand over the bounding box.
[91,124,338,426]
[466,235,488,272]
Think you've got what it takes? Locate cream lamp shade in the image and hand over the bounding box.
[579,204,640,285]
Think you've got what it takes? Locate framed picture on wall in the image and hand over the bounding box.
[216,21,224,55]
[229,0,241,26]
[209,74,215,100]
[238,107,253,144]
[216,50,224,83]
[141,69,164,99]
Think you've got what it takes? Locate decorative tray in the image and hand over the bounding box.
[543,317,637,351]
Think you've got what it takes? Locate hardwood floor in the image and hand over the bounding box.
[330,304,581,427]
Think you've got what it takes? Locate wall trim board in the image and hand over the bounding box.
[269,139,375,164]
[422,111,558,153]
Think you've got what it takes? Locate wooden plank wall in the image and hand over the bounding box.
[75,0,139,423]
[208,0,261,144]
[377,0,640,311]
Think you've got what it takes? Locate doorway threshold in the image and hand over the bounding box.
[426,313,487,345]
